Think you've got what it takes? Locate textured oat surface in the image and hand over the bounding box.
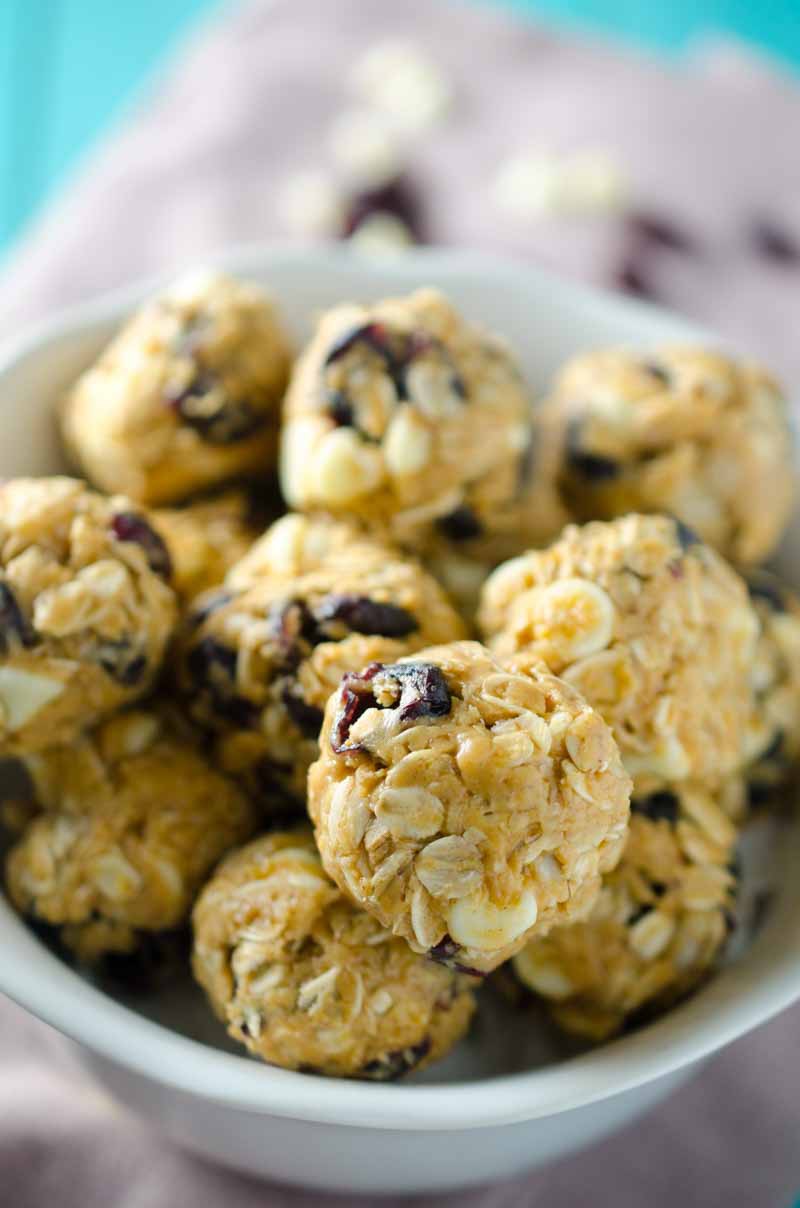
[61,271,291,505]
[0,477,177,753]
[309,640,631,974]
[6,708,256,962]
[545,346,794,564]
[513,779,741,1039]
[192,826,475,1078]
[280,288,535,548]
[152,490,260,603]
[480,514,758,791]
[178,515,465,810]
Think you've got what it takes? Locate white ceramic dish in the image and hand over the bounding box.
[0,246,799,1196]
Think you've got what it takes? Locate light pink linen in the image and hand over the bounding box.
[1,2,799,1204]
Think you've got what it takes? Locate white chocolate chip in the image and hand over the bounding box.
[512,946,575,999]
[314,428,384,505]
[370,988,394,1016]
[447,889,538,952]
[349,213,415,255]
[383,407,432,477]
[275,171,345,238]
[350,41,451,133]
[0,667,65,732]
[329,108,402,186]
[523,578,615,663]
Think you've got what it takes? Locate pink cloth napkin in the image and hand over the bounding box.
[1,2,800,1204]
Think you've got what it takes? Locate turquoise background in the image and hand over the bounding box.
[1,0,799,257]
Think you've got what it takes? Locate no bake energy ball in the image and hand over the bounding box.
[6,709,256,963]
[512,780,741,1040]
[0,477,177,753]
[308,641,631,975]
[178,518,465,809]
[546,346,793,564]
[61,271,292,506]
[280,288,535,548]
[192,827,476,1078]
[479,515,759,790]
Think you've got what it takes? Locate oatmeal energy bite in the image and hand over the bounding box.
[192,827,476,1078]
[309,641,631,975]
[479,514,759,790]
[280,288,535,548]
[61,270,292,506]
[6,709,256,963]
[546,346,794,564]
[178,515,465,809]
[0,477,177,753]
[513,780,741,1040]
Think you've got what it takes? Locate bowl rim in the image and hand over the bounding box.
[0,242,798,1133]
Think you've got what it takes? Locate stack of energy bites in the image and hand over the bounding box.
[2,268,798,1077]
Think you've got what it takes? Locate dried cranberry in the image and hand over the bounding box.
[314,594,418,638]
[383,662,451,723]
[747,573,787,614]
[281,684,324,738]
[751,219,800,265]
[327,391,355,427]
[359,1037,431,1081]
[331,663,382,753]
[269,599,319,668]
[342,175,425,242]
[632,791,679,825]
[189,590,234,626]
[641,361,671,386]
[566,421,620,481]
[111,513,172,580]
[186,638,258,727]
[166,374,266,445]
[627,211,695,254]
[614,258,657,301]
[427,934,483,976]
[95,641,148,686]
[673,517,700,552]
[437,505,483,542]
[323,322,395,368]
[0,582,36,652]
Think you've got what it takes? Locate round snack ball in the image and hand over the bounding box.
[280,288,534,547]
[308,641,632,975]
[6,708,257,963]
[743,570,800,800]
[546,346,794,564]
[0,477,177,754]
[192,826,476,1079]
[479,514,759,791]
[512,780,740,1040]
[178,522,466,810]
[151,490,261,603]
[61,271,292,506]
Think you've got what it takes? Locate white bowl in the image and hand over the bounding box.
[1,246,799,1196]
